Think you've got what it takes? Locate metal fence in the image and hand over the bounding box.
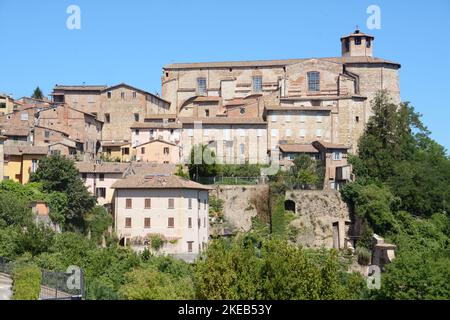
[0,257,13,275]
[40,269,84,300]
[196,176,267,185]
[0,256,84,300]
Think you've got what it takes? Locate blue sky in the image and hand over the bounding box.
[0,0,449,151]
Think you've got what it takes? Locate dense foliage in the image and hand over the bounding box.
[30,155,96,231]
[341,90,450,299]
[12,265,42,300]
[194,235,365,299]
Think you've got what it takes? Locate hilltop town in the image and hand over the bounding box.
[0,28,448,301]
[0,29,399,259]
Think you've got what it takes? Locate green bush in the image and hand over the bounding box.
[12,265,42,300]
[355,246,372,266]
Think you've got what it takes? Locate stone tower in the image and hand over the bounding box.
[341,28,374,57]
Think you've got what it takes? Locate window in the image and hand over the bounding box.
[135,129,139,135]
[144,218,151,228]
[315,128,322,137]
[332,151,342,161]
[285,115,291,122]
[126,198,132,209]
[198,199,201,210]
[299,128,306,138]
[168,217,174,228]
[187,241,193,253]
[99,173,105,181]
[240,107,245,115]
[366,38,371,48]
[145,198,151,209]
[107,91,112,99]
[187,129,193,137]
[95,187,106,198]
[205,109,209,117]
[31,159,38,173]
[44,130,50,138]
[168,198,174,209]
[121,92,125,100]
[125,218,132,228]
[203,129,208,137]
[197,78,207,95]
[134,113,139,122]
[188,217,192,228]
[21,113,28,121]
[252,76,262,92]
[223,129,231,141]
[132,91,137,99]
[271,129,278,137]
[271,115,277,122]
[344,38,350,52]
[355,116,360,123]
[355,37,361,45]
[163,147,170,155]
[122,147,129,155]
[188,198,192,209]
[240,144,245,155]
[0,103,6,108]
[239,128,246,137]
[81,173,87,180]
[105,113,110,123]
[141,147,145,154]
[307,72,320,92]
[285,128,292,137]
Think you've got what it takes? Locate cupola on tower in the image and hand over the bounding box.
[341,28,374,57]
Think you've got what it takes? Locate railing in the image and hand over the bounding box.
[196,176,267,185]
[0,256,84,300]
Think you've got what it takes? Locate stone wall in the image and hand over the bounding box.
[211,185,353,250]
[210,184,269,231]
[285,189,351,249]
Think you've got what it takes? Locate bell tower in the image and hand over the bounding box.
[341,27,374,57]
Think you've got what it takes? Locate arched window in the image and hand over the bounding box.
[307,71,320,92]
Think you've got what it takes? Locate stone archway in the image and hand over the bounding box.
[284,199,296,213]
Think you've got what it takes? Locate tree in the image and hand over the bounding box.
[0,191,33,228]
[84,206,112,244]
[187,144,219,180]
[30,155,96,231]
[119,265,195,300]
[31,86,44,100]
[292,155,323,188]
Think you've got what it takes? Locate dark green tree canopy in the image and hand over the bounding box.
[31,86,44,100]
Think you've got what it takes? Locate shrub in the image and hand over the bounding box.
[148,234,165,251]
[355,246,372,266]
[12,265,42,300]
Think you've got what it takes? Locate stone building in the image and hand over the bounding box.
[51,83,171,146]
[0,93,16,115]
[36,104,103,161]
[162,29,400,160]
[111,174,210,260]
[3,145,47,183]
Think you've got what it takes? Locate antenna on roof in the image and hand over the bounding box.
[355,25,360,33]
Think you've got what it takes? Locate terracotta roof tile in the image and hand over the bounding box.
[111,174,212,190]
[4,145,48,155]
